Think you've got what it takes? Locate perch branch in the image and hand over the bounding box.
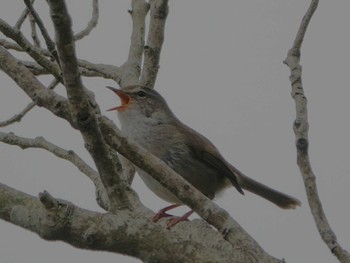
[0,182,254,262]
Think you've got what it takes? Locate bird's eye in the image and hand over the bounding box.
[136,90,146,97]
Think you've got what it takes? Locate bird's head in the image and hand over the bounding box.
[106,85,175,124]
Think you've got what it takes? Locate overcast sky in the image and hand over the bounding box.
[1,1,350,263]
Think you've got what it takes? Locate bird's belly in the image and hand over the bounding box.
[137,169,182,204]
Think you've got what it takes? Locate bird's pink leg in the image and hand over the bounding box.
[166,210,194,229]
[152,204,181,222]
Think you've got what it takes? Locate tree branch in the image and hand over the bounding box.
[0,102,35,127]
[284,1,350,262]
[74,0,99,41]
[0,46,73,124]
[139,0,168,88]
[46,0,136,211]
[77,59,122,81]
[24,0,60,64]
[0,18,62,82]
[0,131,109,210]
[1,182,258,262]
[28,11,41,47]
[14,0,34,30]
[0,79,58,127]
[119,0,149,86]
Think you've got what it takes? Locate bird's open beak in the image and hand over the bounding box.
[106,86,131,111]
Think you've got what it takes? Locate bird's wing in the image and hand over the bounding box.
[179,123,244,195]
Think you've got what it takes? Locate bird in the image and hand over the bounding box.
[107,85,301,228]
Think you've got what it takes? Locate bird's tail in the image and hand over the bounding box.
[230,165,301,209]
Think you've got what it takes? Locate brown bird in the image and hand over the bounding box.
[107,85,301,228]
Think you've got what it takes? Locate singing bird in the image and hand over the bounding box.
[107,85,300,228]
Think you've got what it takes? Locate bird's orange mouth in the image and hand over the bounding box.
[106,86,131,112]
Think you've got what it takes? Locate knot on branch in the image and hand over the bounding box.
[39,190,59,210]
[83,225,101,246]
[76,111,92,126]
[296,138,308,152]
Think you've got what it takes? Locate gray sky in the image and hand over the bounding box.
[1,1,350,262]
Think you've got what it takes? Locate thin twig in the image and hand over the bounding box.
[284,1,350,262]
[24,0,60,65]
[0,131,109,210]
[14,0,34,29]
[0,46,74,125]
[0,18,62,82]
[29,12,41,47]
[0,79,59,127]
[74,0,99,41]
[0,102,35,127]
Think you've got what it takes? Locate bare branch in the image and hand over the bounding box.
[14,0,34,30]
[119,0,149,86]
[0,79,59,127]
[0,46,73,124]
[78,59,122,81]
[47,0,136,211]
[74,0,99,41]
[0,131,109,210]
[24,0,60,64]
[284,1,350,262]
[0,38,23,51]
[29,12,41,47]
[139,0,168,88]
[0,102,35,127]
[0,18,62,82]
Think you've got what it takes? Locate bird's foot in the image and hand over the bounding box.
[166,210,194,229]
[152,204,181,223]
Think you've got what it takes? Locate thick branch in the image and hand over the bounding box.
[47,0,135,211]
[0,182,257,262]
[139,0,168,88]
[284,1,350,262]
